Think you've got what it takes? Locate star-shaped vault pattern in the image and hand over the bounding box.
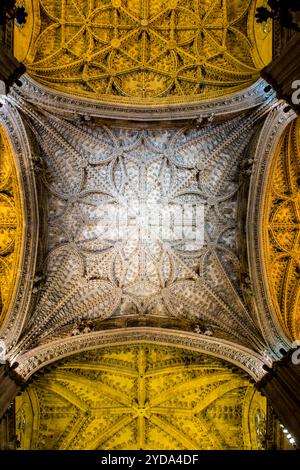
[26,0,260,102]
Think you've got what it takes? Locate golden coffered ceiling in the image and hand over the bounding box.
[264,117,300,341]
[16,0,272,104]
[15,344,266,450]
[0,126,24,328]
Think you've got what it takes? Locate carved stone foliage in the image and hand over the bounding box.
[12,328,270,382]
[25,0,263,104]
[15,344,267,450]
[265,117,300,341]
[0,125,23,328]
[8,97,276,360]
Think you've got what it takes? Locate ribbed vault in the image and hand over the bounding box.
[263,117,300,341]
[0,1,294,452]
[15,343,266,450]
[4,93,277,378]
[15,0,272,105]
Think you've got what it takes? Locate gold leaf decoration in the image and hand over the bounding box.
[15,344,266,450]
[23,0,267,103]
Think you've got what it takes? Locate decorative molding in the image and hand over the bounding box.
[0,97,39,351]
[12,328,270,381]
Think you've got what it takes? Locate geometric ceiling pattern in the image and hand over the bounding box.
[24,0,264,103]
[0,2,284,452]
[7,99,274,364]
[0,126,24,328]
[15,344,267,450]
[264,117,300,341]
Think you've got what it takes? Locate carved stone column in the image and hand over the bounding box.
[272,18,298,60]
[256,350,300,446]
[0,365,19,419]
[261,33,300,114]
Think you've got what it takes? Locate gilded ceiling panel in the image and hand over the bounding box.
[15,344,266,450]
[264,118,300,341]
[0,126,24,328]
[20,0,271,104]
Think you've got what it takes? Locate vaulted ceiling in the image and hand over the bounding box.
[15,344,266,450]
[1,0,296,452]
[262,117,300,341]
[15,0,272,104]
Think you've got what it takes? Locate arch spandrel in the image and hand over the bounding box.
[15,343,267,450]
[0,126,24,329]
[19,0,272,106]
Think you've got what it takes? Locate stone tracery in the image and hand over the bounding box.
[0,126,24,328]
[15,344,267,450]
[5,96,276,361]
[264,117,300,341]
[24,0,266,103]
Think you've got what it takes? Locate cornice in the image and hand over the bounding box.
[11,328,271,382]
